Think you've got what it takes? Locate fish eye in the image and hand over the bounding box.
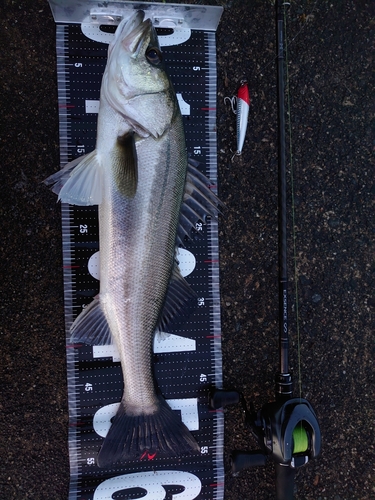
[146,47,162,65]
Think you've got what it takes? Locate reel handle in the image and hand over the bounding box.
[209,389,240,409]
[231,450,267,473]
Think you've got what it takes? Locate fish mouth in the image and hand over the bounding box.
[115,10,152,56]
[118,10,146,35]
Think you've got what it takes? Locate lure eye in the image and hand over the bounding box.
[146,47,162,65]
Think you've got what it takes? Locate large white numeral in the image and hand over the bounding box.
[92,332,196,363]
[85,99,100,114]
[88,248,196,281]
[167,398,199,430]
[176,94,190,116]
[85,92,190,117]
[157,28,191,47]
[93,398,199,437]
[153,332,196,354]
[93,470,201,500]
[82,21,191,47]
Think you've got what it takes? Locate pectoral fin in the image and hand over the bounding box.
[113,131,138,198]
[44,150,103,206]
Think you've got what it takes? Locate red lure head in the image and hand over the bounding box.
[237,78,250,105]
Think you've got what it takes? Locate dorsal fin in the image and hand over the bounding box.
[177,162,223,246]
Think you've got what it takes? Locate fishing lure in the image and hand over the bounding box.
[224,78,250,159]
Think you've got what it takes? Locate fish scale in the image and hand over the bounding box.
[51,6,224,500]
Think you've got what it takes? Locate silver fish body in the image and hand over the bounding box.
[100,110,186,418]
[45,10,220,467]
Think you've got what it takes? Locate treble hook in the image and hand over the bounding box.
[224,78,250,160]
[224,95,237,114]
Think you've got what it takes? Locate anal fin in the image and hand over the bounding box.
[70,297,112,345]
[158,262,197,332]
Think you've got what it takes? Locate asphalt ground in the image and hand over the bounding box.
[1,1,374,499]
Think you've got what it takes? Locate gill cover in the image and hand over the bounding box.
[102,11,176,138]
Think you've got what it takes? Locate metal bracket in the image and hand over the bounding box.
[88,8,185,28]
[48,1,223,31]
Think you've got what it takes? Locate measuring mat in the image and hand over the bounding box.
[49,2,224,499]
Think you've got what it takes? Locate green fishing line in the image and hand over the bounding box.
[284,4,303,400]
[292,424,309,454]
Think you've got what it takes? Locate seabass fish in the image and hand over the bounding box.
[45,10,220,467]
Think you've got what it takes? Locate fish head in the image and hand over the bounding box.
[102,10,177,138]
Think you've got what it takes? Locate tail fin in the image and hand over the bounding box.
[96,396,200,467]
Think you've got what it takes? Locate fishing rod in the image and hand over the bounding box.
[211,2,321,498]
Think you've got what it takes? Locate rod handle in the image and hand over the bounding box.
[275,463,296,500]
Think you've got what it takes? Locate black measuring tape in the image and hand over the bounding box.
[55,18,224,500]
